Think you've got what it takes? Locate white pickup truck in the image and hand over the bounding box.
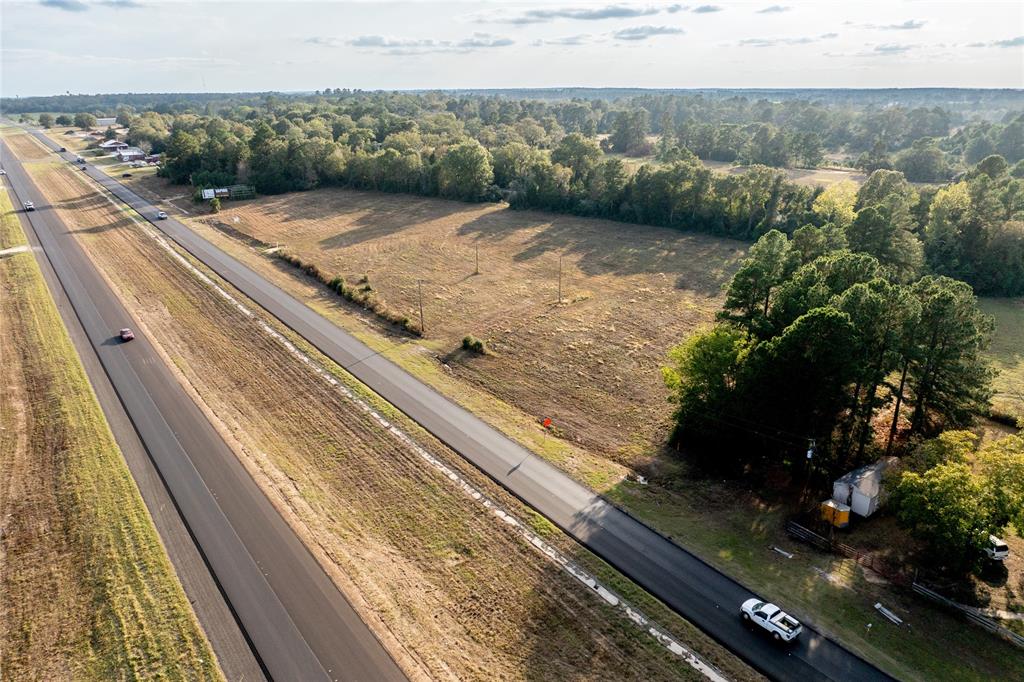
[741,598,803,642]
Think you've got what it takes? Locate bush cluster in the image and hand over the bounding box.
[276,252,421,336]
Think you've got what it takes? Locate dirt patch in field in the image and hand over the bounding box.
[28,159,757,681]
[198,188,745,468]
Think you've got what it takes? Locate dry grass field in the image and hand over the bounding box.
[700,159,868,187]
[20,136,757,681]
[980,298,1024,422]
[0,183,221,680]
[199,188,746,473]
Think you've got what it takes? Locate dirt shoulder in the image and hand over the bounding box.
[0,183,222,680]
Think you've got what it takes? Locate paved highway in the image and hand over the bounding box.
[30,130,894,681]
[4,166,264,682]
[1,140,405,682]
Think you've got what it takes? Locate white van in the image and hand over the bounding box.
[984,535,1009,561]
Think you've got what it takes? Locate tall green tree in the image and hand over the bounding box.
[905,276,994,435]
[436,141,494,201]
[720,230,795,338]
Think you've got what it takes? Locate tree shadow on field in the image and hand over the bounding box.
[457,206,745,297]
[249,188,486,251]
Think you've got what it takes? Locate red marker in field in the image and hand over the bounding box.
[542,417,552,429]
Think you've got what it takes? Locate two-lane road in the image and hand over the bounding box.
[31,130,893,681]
[1,139,405,682]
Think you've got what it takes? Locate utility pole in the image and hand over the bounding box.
[474,244,480,276]
[557,255,563,304]
[801,438,816,504]
[418,279,425,335]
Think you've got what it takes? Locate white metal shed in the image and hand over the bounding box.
[832,457,898,518]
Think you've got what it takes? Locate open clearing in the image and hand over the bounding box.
[0,182,221,680]
[699,159,868,187]
[20,135,757,681]
[980,298,1024,422]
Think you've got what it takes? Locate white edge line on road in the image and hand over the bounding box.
[81,164,730,682]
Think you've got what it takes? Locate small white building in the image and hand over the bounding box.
[115,146,145,162]
[99,139,128,150]
[832,457,897,518]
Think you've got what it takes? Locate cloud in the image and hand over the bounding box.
[856,19,926,31]
[311,33,515,55]
[993,35,1024,47]
[532,34,597,47]
[881,20,926,30]
[612,25,685,41]
[692,5,722,13]
[738,32,837,47]
[756,5,789,13]
[968,35,1024,48]
[477,4,686,25]
[38,0,143,9]
[872,43,914,55]
[39,0,89,11]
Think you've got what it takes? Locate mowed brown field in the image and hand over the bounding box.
[22,148,758,681]
[5,128,53,160]
[199,189,746,471]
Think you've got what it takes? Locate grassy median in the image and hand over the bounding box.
[0,186,222,680]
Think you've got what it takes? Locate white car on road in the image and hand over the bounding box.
[741,598,803,642]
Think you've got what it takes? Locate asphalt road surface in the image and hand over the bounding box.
[1,139,405,682]
[28,130,894,681]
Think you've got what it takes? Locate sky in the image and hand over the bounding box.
[1,0,1022,97]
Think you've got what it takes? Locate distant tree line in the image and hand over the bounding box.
[35,90,1021,295]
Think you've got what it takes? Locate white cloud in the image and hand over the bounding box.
[477,4,686,25]
[310,33,515,55]
[739,32,837,47]
[612,25,685,41]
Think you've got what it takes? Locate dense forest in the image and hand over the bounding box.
[17,89,1024,294]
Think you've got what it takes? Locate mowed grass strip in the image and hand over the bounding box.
[27,149,760,680]
[979,298,1024,421]
[0,188,222,680]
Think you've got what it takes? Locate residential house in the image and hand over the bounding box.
[115,146,146,162]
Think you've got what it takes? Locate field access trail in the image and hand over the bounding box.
[28,128,892,682]
[1,137,405,682]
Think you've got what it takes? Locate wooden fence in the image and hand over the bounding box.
[786,520,1024,649]
[785,521,910,586]
[912,582,1024,650]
